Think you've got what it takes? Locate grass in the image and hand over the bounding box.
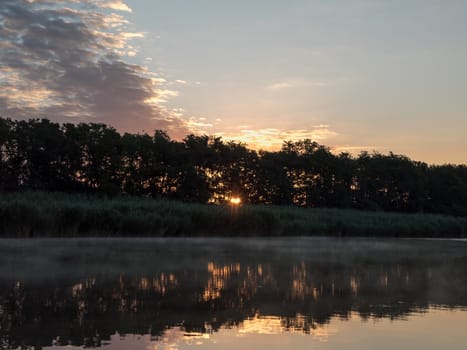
[0,191,465,237]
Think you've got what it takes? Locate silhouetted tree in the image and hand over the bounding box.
[0,117,466,216]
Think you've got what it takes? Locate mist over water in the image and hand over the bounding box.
[1,238,467,349]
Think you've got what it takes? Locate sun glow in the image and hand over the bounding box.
[214,126,338,151]
[230,197,241,205]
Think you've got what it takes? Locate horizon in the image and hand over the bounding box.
[1,1,466,164]
[3,116,465,167]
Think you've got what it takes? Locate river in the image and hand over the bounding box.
[0,238,466,349]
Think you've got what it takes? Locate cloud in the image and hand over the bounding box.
[267,80,329,90]
[185,117,214,134]
[100,0,132,13]
[215,125,338,150]
[332,145,379,154]
[0,0,190,135]
[268,82,294,89]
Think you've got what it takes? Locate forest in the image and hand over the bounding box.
[1,117,466,216]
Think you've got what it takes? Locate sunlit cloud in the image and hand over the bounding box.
[100,0,132,13]
[0,0,190,134]
[102,12,129,28]
[120,31,144,39]
[182,116,214,134]
[268,82,294,89]
[145,89,179,104]
[267,80,330,90]
[215,125,338,150]
[333,145,380,154]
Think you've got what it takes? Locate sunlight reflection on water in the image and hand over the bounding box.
[43,310,467,350]
[0,238,466,349]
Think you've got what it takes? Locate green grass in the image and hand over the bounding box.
[0,192,465,237]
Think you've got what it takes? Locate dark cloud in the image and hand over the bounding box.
[0,0,189,135]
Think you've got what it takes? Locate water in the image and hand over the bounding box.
[1,238,467,349]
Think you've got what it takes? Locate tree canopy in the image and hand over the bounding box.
[1,117,466,216]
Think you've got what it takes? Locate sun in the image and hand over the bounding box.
[229,197,241,205]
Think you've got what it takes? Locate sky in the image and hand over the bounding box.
[1,0,466,164]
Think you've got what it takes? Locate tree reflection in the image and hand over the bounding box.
[1,254,467,349]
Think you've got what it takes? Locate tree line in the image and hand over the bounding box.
[0,117,466,216]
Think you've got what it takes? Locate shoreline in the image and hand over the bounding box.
[1,192,465,238]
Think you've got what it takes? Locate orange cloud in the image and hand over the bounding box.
[214,125,338,150]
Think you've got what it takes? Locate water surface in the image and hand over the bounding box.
[1,238,466,349]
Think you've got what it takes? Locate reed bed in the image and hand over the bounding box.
[0,192,465,237]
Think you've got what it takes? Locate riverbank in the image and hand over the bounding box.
[0,192,465,237]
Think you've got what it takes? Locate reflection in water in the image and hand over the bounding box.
[203,262,241,301]
[0,238,467,349]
